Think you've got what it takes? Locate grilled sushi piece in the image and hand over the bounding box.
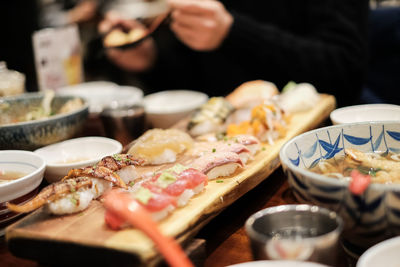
[7,154,143,215]
[6,177,110,214]
[187,97,234,137]
[128,129,194,165]
[142,165,208,207]
[189,151,243,180]
[63,154,143,188]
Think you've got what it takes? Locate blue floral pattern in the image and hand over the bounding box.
[280,122,400,254]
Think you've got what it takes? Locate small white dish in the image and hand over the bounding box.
[227,260,328,267]
[34,137,122,183]
[0,150,46,235]
[330,104,400,125]
[144,90,208,128]
[58,82,144,114]
[357,236,400,267]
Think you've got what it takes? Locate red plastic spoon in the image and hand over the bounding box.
[103,189,194,267]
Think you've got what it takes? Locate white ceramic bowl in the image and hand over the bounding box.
[279,121,400,256]
[0,150,46,235]
[58,82,144,114]
[144,90,208,128]
[357,236,400,267]
[34,137,122,183]
[330,104,400,125]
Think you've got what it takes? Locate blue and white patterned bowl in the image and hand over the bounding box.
[279,121,400,256]
[0,92,89,150]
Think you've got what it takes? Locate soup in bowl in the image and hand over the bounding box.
[279,121,400,257]
[0,150,46,235]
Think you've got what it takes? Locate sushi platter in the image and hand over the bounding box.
[5,81,336,266]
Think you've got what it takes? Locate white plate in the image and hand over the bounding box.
[227,260,328,267]
[58,82,143,114]
[357,236,400,267]
[34,136,122,183]
[330,104,400,125]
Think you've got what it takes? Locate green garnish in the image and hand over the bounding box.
[282,81,297,93]
[157,172,177,188]
[369,168,382,177]
[70,198,78,205]
[357,166,371,175]
[128,181,135,187]
[216,180,224,183]
[262,147,266,151]
[212,148,216,153]
[134,188,153,204]
[166,164,188,174]
[223,136,228,142]
[113,154,122,161]
[125,158,131,163]
[356,166,382,177]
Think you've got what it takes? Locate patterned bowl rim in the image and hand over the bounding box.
[0,92,89,128]
[279,121,400,191]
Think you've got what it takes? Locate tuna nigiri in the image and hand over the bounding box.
[142,164,208,207]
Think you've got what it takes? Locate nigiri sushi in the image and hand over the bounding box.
[227,101,289,145]
[64,154,142,187]
[223,134,261,156]
[189,151,243,180]
[225,80,279,109]
[190,141,251,164]
[142,164,208,207]
[128,128,193,165]
[7,154,143,215]
[195,134,261,156]
[7,177,111,214]
[129,187,177,221]
[187,97,234,137]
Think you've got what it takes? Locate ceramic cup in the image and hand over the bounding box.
[245,204,343,266]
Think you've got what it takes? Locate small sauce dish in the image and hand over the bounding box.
[0,150,46,235]
[34,137,122,183]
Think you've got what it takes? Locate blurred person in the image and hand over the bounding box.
[99,0,369,107]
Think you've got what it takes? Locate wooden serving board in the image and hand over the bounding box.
[6,95,336,267]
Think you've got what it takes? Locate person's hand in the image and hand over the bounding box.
[98,12,157,72]
[167,0,233,51]
[68,0,98,24]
